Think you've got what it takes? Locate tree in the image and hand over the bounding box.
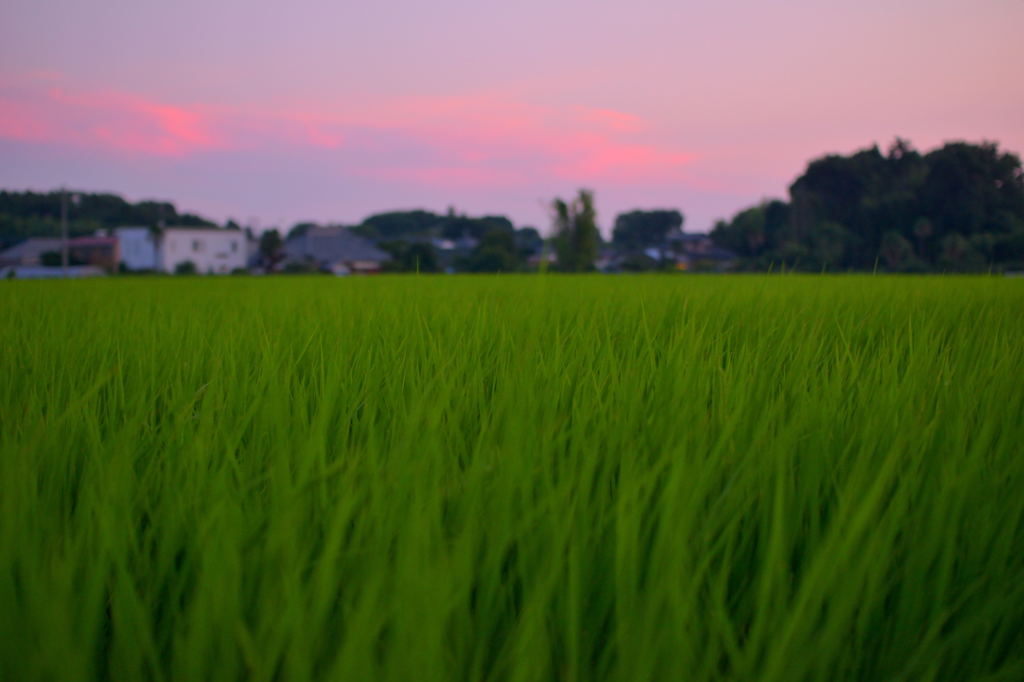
[352,210,518,246]
[612,210,683,249]
[710,200,792,267]
[380,240,441,273]
[287,222,319,239]
[515,227,543,259]
[258,229,284,273]
[711,206,767,257]
[879,231,914,271]
[0,190,219,246]
[461,228,519,272]
[715,139,1024,272]
[357,211,441,241]
[552,190,600,272]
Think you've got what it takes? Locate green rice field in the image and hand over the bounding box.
[2,275,1023,681]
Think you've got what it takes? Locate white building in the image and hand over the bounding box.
[158,228,247,274]
[115,226,248,274]
[115,227,158,271]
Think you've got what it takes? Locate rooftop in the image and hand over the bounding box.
[285,227,389,264]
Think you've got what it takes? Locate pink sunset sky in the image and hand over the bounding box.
[1,0,1022,234]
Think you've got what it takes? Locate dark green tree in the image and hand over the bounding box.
[715,139,1024,272]
[611,210,683,249]
[461,228,519,272]
[380,240,441,273]
[514,226,543,259]
[552,190,600,272]
[258,229,284,273]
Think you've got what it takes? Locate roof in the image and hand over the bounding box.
[69,237,118,247]
[285,227,389,264]
[0,238,64,264]
[160,225,234,233]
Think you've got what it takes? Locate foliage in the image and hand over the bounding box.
[440,215,514,242]
[1,276,1023,681]
[611,209,684,249]
[460,228,520,273]
[380,240,442,273]
[173,260,197,275]
[287,222,321,239]
[552,189,600,271]
[352,210,517,244]
[0,190,217,248]
[514,226,543,259]
[258,229,285,273]
[712,139,1024,272]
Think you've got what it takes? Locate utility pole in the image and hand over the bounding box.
[60,187,69,278]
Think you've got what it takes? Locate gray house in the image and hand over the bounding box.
[283,226,390,274]
[0,238,64,267]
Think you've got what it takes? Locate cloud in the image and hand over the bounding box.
[0,76,695,188]
[0,81,224,156]
[573,106,645,132]
[328,94,694,187]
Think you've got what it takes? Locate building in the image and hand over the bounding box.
[157,227,247,274]
[2,228,247,275]
[284,226,389,274]
[0,238,63,267]
[0,236,118,272]
[674,234,737,271]
[69,236,119,271]
[115,227,159,271]
[113,226,248,273]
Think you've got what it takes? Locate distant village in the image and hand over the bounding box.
[0,193,736,278]
[6,137,1023,278]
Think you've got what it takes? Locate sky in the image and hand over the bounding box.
[1,0,1022,235]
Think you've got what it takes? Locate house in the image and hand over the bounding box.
[115,227,158,271]
[0,238,64,267]
[114,226,247,273]
[68,236,119,271]
[284,226,389,274]
[111,227,246,272]
[0,235,118,272]
[157,227,247,274]
[2,227,247,275]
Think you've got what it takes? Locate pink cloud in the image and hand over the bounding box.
[573,106,645,132]
[0,98,57,143]
[0,82,225,156]
[0,77,696,188]
[338,94,694,186]
[303,124,344,149]
[363,165,526,188]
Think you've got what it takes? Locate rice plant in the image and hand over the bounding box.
[1,275,1022,681]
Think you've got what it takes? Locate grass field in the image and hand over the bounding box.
[1,275,1023,681]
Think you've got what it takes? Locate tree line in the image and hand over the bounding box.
[711,139,1024,272]
[4,138,1022,273]
[0,191,217,249]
